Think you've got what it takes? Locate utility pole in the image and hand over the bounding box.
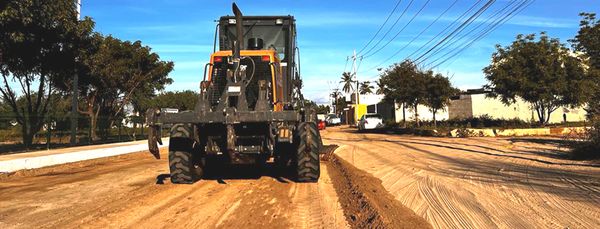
[70,0,81,146]
[349,50,361,124]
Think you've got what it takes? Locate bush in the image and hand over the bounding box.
[571,117,600,160]
[413,115,531,129]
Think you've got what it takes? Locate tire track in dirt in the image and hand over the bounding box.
[325,128,600,229]
[0,148,348,229]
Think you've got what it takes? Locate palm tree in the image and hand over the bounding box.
[330,89,342,113]
[375,79,385,95]
[340,72,355,93]
[330,90,341,101]
[359,81,374,94]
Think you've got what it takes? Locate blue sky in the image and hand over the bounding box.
[84,0,599,104]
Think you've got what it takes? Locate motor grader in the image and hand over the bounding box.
[146,3,322,184]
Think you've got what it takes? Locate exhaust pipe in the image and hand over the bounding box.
[232,3,243,60]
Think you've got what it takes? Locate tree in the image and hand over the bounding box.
[62,35,174,140]
[424,73,458,127]
[571,12,600,117]
[375,79,385,95]
[0,0,94,146]
[340,72,355,93]
[359,81,374,95]
[483,32,590,124]
[330,89,342,113]
[144,91,198,112]
[315,104,330,114]
[380,60,427,127]
[571,12,600,156]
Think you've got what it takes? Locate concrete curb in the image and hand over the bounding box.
[0,138,169,173]
[449,127,590,137]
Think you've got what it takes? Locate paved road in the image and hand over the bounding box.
[326,127,600,228]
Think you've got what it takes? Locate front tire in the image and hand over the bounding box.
[169,124,203,184]
[295,122,320,182]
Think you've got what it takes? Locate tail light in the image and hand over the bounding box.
[261,55,270,62]
[213,56,223,63]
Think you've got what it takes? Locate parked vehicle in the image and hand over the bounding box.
[357,113,384,131]
[325,114,341,126]
[317,114,326,122]
[318,120,326,130]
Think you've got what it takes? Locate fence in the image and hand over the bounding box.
[0,114,164,154]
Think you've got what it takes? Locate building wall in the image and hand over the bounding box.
[394,103,450,122]
[448,95,473,119]
[367,103,396,122]
[448,93,588,123]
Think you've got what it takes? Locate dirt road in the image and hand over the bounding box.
[2,127,598,228]
[0,149,348,228]
[325,127,600,228]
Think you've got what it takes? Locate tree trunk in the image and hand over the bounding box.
[132,122,137,141]
[21,123,34,147]
[534,104,545,125]
[433,110,437,128]
[414,104,420,128]
[90,112,98,141]
[402,103,406,128]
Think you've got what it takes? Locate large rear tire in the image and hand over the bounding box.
[295,122,320,182]
[169,124,203,184]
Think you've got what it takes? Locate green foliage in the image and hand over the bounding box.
[379,60,456,126]
[359,81,374,95]
[571,12,600,159]
[145,90,198,111]
[340,72,355,93]
[0,0,94,146]
[1,1,173,143]
[315,104,330,114]
[424,73,458,126]
[571,13,600,69]
[70,35,173,140]
[375,79,385,95]
[483,32,591,125]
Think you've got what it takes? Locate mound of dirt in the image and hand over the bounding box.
[327,153,431,229]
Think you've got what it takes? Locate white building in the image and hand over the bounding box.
[448,92,587,123]
[358,90,587,124]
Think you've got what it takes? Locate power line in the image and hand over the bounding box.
[405,0,485,61]
[423,0,520,67]
[361,0,415,57]
[430,0,534,69]
[414,0,496,63]
[363,0,459,72]
[343,56,349,73]
[356,0,403,55]
[363,0,431,59]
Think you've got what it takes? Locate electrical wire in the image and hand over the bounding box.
[405,0,485,61]
[361,0,415,57]
[414,0,496,63]
[343,56,349,73]
[363,0,431,59]
[356,0,403,55]
[362,0,459,72]
[421,0,519,67]
[430,0,534,69]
